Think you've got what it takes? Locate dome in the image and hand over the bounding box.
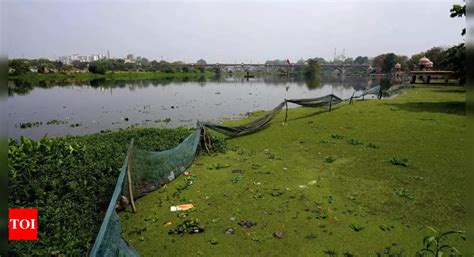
[419,57,431,65]
[394,63,401,69]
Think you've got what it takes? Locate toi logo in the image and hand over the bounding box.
[8,208,38,240]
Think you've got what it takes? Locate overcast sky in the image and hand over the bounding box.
[5,0,465,63]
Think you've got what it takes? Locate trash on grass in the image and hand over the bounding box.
[170,204,194,212]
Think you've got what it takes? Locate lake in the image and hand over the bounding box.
[7,76,383,139]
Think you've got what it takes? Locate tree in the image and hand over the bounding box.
[196,59,207,65]
[439,43,465,84]
[394,55,409,71]
[71,60,88,70]
[295,59,306,65]
[138,57,150,68]
[343,58,354,65]
[9,59,30,75]
[124,62,137,71]
[407,52,425,71]
[88,61,107,74]
[304,58,321,79]
[381,53,396,73]
[371,54,386,69]
[35,58,54,73]
[425,47,445,69]
[450,3,466,36]
[312,57,326,64]
[181,66,190,73]
[52,61,64,72]
[354,56,369,65]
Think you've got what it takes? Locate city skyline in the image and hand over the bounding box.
[5,1,465,63]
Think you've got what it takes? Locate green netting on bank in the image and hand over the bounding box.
[203,101,286,137]
[90,128,202,257]
[203,94,344,137]
[383,84,414,97]
[356,85,381,98]
[89,142,140,257]
[286,94,343,107]
[124,128,202,199]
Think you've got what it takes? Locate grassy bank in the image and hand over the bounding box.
[8,128,225,256]
[120,85,467,256]
[8,70,216,82]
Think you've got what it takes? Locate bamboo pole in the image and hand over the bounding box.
[126,138,137,213]
[201,127,210,153]
[329,96,333,112]
[349,91,355,104]
[206,127,212,151]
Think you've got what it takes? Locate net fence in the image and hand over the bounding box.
[286,94,343,107]
[90,127,202,257]
[354,85,381,98]
[90,84,411,256]
[203,101,286,137]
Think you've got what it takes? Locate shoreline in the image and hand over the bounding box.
[8,70,217,82]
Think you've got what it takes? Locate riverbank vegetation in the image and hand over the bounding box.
[117,85,466,256]
[8,69,216,83]
[8,128,225,256]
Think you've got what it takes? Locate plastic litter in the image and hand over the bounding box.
[170,204,194,212]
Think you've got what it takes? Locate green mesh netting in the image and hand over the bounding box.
[124,127,202,199]
[89,143,139,257]
[90,127,202,257]
[357,85,381,97]
[286,94,343,108]
[383,84,414,97]
[203,101,286,137]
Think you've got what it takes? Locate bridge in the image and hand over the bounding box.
[170,63,371,75]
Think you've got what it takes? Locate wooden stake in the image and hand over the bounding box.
[329,96,333,112]
[284,100,288,124]
[201,127,210,153]
[126,138,137,213]
[206,128,212,151]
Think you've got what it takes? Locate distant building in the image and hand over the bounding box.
[125,54,136,64]
[394,63,401,71]
[418,57,433,71]
[58,53,107,64]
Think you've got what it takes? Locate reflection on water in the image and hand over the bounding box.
[8,75,387,139]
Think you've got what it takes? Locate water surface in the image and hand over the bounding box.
[8,76,381,139]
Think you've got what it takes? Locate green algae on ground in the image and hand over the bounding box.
[120,85,466,256]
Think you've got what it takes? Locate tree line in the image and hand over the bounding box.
[8,58,213,76]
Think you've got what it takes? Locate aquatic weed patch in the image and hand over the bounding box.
[8,128,225,256]
[19,121,42,129]
[395,188,414,200]
[390,157,410,167]
[347,138,363,145]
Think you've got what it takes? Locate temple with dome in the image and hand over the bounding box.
[410,56,454,84]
